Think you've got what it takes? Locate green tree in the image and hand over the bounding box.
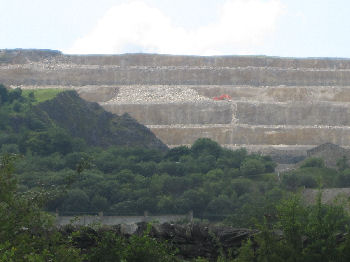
[8,88,22,103]
[191,138,222,159]
[337,156,349,172]
[0,84,9,104]
[338,168,350,187]
[86,231,126,262]
[300,157,325,168]
[235,193,350,262]
[240,158,266,177]
[0,154,82,261]
[217,148,248,169]
[91,194,109,212]
[165,145,191,161]
[206,194,234,215]
[124,225,177,262]
[61,189,90,212]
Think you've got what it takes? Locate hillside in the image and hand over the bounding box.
[0,85,167,154]
[33,91,167,151]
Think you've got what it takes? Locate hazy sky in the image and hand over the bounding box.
[1,0,349,57]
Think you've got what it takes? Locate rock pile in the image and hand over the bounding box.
[108,85,210,104]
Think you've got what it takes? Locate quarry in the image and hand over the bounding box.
[1,49,350,164]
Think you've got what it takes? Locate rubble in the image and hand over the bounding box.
[108,85,211,104]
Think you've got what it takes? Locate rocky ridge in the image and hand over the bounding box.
[34,91,168,151]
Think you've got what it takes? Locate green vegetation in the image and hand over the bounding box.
[3,84,350,260]
[2,84,350,224]
[235,194,350,262]
[16,139,278,223]
[0,155,177,261]
[0,154,83,261]
[3,153,350,261]
[0,84,278,223]
[22,88,64,104]
[281,158,348,190]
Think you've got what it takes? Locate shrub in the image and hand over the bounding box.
[124,225,177,262]
[240,158,266,177]
[191,138,222,159]
[301,157,325,168]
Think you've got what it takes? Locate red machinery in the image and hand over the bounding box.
[213,94,232,101]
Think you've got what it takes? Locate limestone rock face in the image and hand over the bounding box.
[1,49,350,162]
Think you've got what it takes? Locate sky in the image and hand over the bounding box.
[1,0,349,58]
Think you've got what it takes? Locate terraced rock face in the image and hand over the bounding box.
[1,49,350,162]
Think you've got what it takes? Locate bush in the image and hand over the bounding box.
[165,145,191,161]
[8,88,22,103]
[86,231,125,262]
[61,189,90,212]
[206,194,233,215]
[191,138,222,159]
[125,225,177,262]
[0,144,19,154]
[301,157,325,168]
[338,169,350,187]
[0,154,83,261]
[240,158,266,177]
[282,173,300,191]
[235,193,350,261]
[0,84,8,104]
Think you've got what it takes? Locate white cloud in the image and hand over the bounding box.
[66,0,284,55]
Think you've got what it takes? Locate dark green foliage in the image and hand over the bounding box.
[0,143,19,154]
[217,148,248,169]
[12,137,275,220]
[235,193,350,262]
[337,168,350,187]
[0,86,24,106]
[85,231,126,262]
[24,128,74,155]
[62,189,90,212]
[300,157,325,168]
[8,133,281,221]
[240,158,266,177]
[8,88,22,103]
[0,156,177,261]
[191,138,222,159]
[206,194,234,215]
[71,225,177,262]
[281,163,340,190]
[0,154,83,261]
[165,145,191,161]
[124,226,177,262]
[225,187,282,228]
[337,156,349,171]
[0,84,9,104]
[12,100,22,112]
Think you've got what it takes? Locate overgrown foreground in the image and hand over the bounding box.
[2,155,350,261]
